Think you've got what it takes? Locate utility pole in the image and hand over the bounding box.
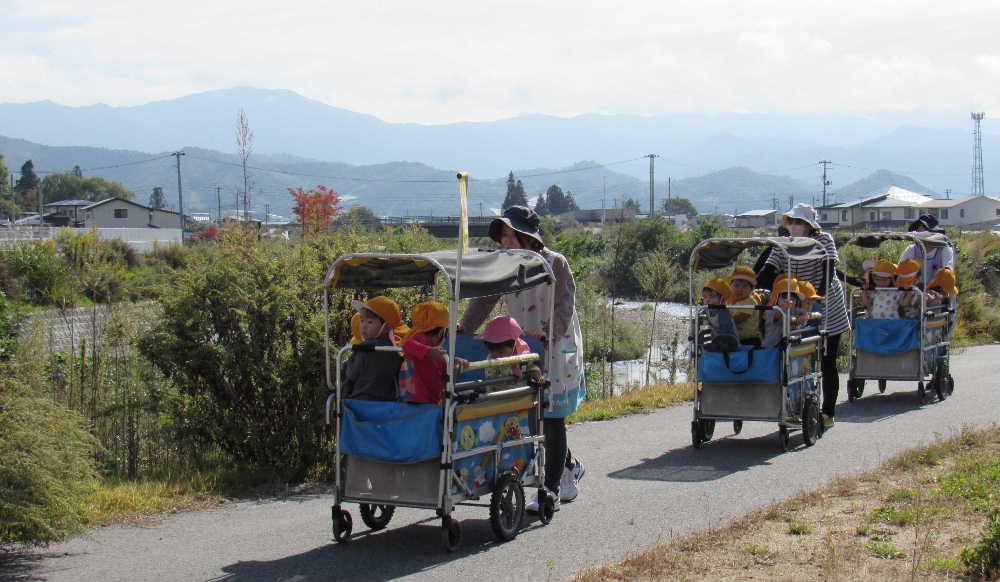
[771,195,778,210]
[645,153,659,218]
[667,177,671,201]
[215,186,223,222]
[264,203,270,229]
[788,195,794,210]
[602,176,607,224]
[819,160,832,207]
[171,151,185,238]
[945,188,952,200]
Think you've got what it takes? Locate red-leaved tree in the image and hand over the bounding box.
[290,185,342,234]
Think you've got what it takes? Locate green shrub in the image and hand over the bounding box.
[0,378,99,546]
[0,290,16,360]
[961,511,1000,579]
[6,241,71,305]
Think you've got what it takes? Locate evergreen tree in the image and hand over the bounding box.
[502,172,529,210]
[534,192,550,215]
[149,187,166,210]
[15,160,40,195]
[662,196,699,218]
[0,154,9,198]
[545,184,579,215]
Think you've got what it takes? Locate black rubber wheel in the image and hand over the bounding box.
[778,426,790,452]
[489,476,525,541]
[733,420,743,435]
[945,374,955,397]
[878,379,887,393]
[802,397,821,447]
[538,490,555,525]
[691,420,705,449]
[847,378,864,401]
[701,419,716,441]
[917,381,927,404]
[332,507,352,543]
[359,503,395,531]
[442,516,462,552]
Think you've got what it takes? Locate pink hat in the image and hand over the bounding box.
[476,316,525,344]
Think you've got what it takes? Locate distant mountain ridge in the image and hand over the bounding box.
[0,87,994,196]
[833,169,937,200]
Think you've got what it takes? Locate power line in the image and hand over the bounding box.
[35,154,174,175]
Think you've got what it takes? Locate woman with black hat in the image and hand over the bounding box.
[899,214,955,283]
[459,205,586,511]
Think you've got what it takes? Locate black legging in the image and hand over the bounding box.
[822,333,842,417]
[543,418,567,491]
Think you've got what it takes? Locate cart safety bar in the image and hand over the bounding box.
[324,392,336,425]
[462,353,539,371]
[451,435,545,462]
[349,344,404,353]
[455,375,525,391]
[789,334,823,346]
[470,385,537,401]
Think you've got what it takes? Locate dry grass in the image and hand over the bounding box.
[88,474,223,526]
[575,425,1000,582]
[568,383,692,424]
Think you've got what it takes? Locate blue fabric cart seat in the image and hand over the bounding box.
[340,399,442,463]
[855,319,919,354]
[697,346,781,384]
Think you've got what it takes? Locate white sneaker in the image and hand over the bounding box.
[525,487,560,514]
[559,471,579,502]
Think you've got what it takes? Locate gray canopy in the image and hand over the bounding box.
[847,231,952,249]
[691,237,828,271]
[324,249,555,299]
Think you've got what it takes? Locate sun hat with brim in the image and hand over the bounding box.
[352,296,403,328]
[408,300,450,337]
[895,258,922,286]
[797,280,822,300]
[908,214,939,232]
[871,259,897,279]
[349,312,363,345]
[781,203,820,231]
[703,278,732,303]
[769,278,803,305]
[476,315,525,343]
[928,268,959,296]
[729,266,757,286]
[489,205,544,247]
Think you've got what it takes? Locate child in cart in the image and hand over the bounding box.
[795,280,822,332]
[343,296,408,401]
[762,278,802,347]
[895,259,924,319]
[727,266,762,347]
[862,260,901,319]
[701,278,740,352]
[476,316,543,384]
[926,267,959,309]
[402,300,468,404]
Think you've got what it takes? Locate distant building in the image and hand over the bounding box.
[555,207,636,225]
[819,186,1000,230]
[44,197,183,229]
[733,209,778,229]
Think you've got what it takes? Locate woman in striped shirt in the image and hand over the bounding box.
[756,204,850,428]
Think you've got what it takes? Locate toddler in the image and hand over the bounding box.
[926,267,959,308]
[342,296,407,401]
[476,316,543,383]
[895,259,924,319]
[402,300,468,404]
[762,278,802,347]
[727,266,761,347]
[862,260,901,319]
[701,278,739,352]
[795,280,822,330]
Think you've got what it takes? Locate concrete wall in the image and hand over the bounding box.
[0,226,181,250]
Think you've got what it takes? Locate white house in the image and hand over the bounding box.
[918,196,1000,228]
[733,209,778,229]
[819,187,936,229]
[45,197,183,229]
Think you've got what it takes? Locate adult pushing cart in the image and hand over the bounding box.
[689,237,829,451]
[844,231,956,404]
[322,248,558,552]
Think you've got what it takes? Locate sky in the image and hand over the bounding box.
[2,0,999,124]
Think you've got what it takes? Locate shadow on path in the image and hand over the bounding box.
[836,388,927,424]
[0,551,55,582]
[608,432,792,483]
[208,513,551,582]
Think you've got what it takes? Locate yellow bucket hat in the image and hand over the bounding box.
[703,278,733,303]
[352,295,403,328]
[871,259,897,279]
[769,278,803,305]
[729,266,757,286]
[349,312,363,345]
[797,280,822,300]
[895,259,922,287]
[928,267,958,296]
[409,300,451,336]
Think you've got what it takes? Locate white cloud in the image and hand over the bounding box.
[2,0,999,122]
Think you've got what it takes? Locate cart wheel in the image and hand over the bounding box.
[442,516,462,552]
[733,420,743,435]
[847,378,864,401]
[332,506,352,543]
[917,382,927,404]
[489,475,525,541]
[945,374,955,397]
[359,503,395,531]
[802,397,821,447]
[934,374,953,401]
[691,420,705,449]
[532,489,555,525]
[778,426,790,452]
[878,379,887,394]
[701,419,716,441]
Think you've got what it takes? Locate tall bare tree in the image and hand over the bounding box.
[235,109,254,222]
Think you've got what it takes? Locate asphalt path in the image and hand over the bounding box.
[9,345,1000,582]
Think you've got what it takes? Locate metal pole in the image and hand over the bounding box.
[646,153,659,218]
[216,186,222,222]
[172,151,186,237]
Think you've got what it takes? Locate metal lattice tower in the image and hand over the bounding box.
[971,112,985,196]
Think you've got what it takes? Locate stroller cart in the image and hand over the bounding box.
[689,237,829,452]
[844,232,956,404]
[323,248,557,552]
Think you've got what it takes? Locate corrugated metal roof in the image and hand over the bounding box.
[736,209,776,217]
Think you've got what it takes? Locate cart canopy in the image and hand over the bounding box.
[846,231,951,249]
[691,237,828,271]
[325,249,555,299]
